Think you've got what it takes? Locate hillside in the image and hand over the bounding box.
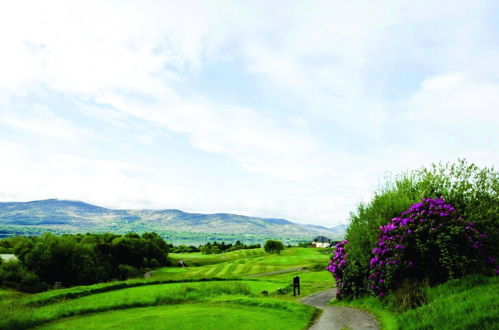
[0,199,345,241]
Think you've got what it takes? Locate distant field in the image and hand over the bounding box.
[168,248,267,266]
[163,247,330,279]
[1,247,332,329]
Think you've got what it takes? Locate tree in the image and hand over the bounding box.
[264,240,284,254]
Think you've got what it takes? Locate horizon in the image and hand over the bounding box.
[0,198,347,228]
[1,1,498,227]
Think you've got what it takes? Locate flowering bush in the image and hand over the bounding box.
[328,161,498,301]
[368,197,495,297]
[326,240,347,297]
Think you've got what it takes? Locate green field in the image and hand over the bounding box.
[1,247,332,329]
[36,303,313,330]
[162,248,330,279]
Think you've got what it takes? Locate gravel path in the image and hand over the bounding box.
[300,288,379,330]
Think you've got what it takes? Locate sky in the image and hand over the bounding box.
[0,1,498,227]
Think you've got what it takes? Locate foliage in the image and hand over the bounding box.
[326,239,348,298]
[263,240,284,254]
[172,244,201,253]
[335,160,498,298]
[0,259,47,293]
[368,197,493,298]
[1,232,170,290]
[199,241,261,254]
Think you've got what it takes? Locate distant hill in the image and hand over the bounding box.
[0,199,346,241]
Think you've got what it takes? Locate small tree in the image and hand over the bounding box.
[264,240,284,254]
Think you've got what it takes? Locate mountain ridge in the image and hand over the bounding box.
[0,199,346,240]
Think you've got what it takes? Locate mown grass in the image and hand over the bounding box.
[36,300,316,330]
[21,277,250,307]
[331,274,499,330]
[169,248,267,266]
[1,248,332,329]
[159,247,330,280]
[21,247,329,307]
[0,281,279,329]
[255,270,334,300]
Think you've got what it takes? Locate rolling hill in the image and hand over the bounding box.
[0,199,346,241]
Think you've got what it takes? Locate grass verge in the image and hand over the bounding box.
[330,274,499,330]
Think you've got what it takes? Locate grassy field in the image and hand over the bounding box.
[161,247,330,279]
[36,302,314,330]
[1,247,332,329]
[330,274,499,330]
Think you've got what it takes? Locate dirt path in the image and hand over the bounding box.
[300,288,379,330]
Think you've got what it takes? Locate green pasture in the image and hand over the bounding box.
[1,247,331,329]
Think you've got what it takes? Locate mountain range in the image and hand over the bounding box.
[0,199,346,241]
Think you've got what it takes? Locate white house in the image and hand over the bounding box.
[310,236,331,248]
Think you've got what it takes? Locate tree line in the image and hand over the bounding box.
[0,232,169,292]
[196,240,261,254]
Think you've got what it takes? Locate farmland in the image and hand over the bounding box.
[0,247,333,329]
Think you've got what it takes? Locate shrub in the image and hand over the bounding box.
[0,259,47,293]
[117,264,142,280]
[368,198,493,298]
[329,160,498,299]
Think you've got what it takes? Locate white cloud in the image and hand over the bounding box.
[0,1,497,226]
[408,73,499,128]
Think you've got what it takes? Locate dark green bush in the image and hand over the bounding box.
[117,264,142,280]
[264,240,284,254]
[0,259,47,292]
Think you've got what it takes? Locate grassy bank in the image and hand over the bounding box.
[331,275,499,330]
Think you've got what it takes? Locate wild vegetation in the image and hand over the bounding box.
[327,160,498,329]
[329,159,497,299]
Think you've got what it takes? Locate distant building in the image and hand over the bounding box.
[311,236,331,248]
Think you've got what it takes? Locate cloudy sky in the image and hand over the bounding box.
[0,1,498,226]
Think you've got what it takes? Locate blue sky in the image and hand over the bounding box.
[0,1,498,226]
